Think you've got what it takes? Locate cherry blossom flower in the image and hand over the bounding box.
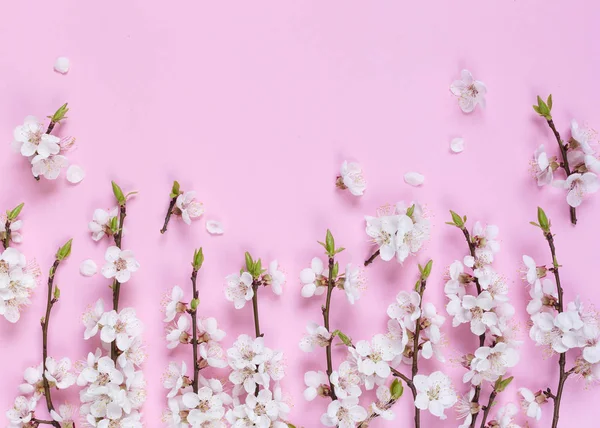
[351,334,397,389]
[571,120,595,154]
[225,271,254,309]
[166,315,191,349]
[519,388,543,421]
[343,263,362,304]
[526,278,557,315]
[0,219,23,245]
[450,69,487,113]
[303,371,329,401]
[532,144,554,186]
[163,285,185,322]
[268,260,285,296]
[413,371,457,420]
[83,299,105,340]
[494,403,521,428]
[184,387,226,425]
[88,208,118,241]
[13,116,60,158]
[44,357,76,390]
[31,154,68,179]
[163,361,188,399]
[101,246,140,284]
[330,361,362,399]
[365,215,401,262]
[320,397,367,427]
[50,403,75,425]
[175,191,204,225]
[99,308,143,352]
[337,161,366,196]
[554,172,600,207]
[387,290,421,330]
[370,385,396,421]
[299,322,331,352]
[6,396,35,426]
[300,257,327,298]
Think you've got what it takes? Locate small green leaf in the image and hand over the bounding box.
[334,247,345,254]
[422,259,433,279]
[170,180,181,199]
[53,286,61,300]
[109,216,119,234]
[112,181,126,206]
[190,298,199,311]
[287,424,297,428]
[245,252,254,273]
[193,248,204,270]
[332,330,352,347]
[547,94,553,111]
[254,259,262,278]
[49,102,69,123]
[449,210,464,228]
[331,262,339,278]
[533,105,541,114]
[530,221,540,228]
[325,230,335,256]
[406,204,415,218]
[390,378,404,400]
[537,207,550,232]
[7,203,24,221]
[494,375,514,393]
[56,239,73,261]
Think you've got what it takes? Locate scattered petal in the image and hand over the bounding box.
[450,138,465,153]
[404,172,425,187]
[206,220,224,235]
[80,260,98,277]
[54,57,70,74]
[66,165,85,184]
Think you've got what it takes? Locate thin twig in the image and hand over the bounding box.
[322,256,337,400]
[479,391,497,428]
[3,219,11,249]
[546,119,577,225]
[111,204,127,361]
[190,267,200,393]
[160,196,177,234]
[41,258,62,428]
[252,281,263,339]
[409,276,427,428]
[364,249,380,267]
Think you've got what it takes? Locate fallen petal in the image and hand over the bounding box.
[67,165,85,184]
[54,57,70,74]
[80,259,98,277]
[450,138,465,153]
[206,220,224,235]
[404,172,424,186]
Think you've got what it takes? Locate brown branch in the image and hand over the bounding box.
[252,280,263,339]
[160,196,177,234]
[409,276,428,428]
[3,219,11,249]
[190,268,200,393]
[546,119,577,225]
[479,391,497,428]
[543,229,570,428]
[111,204,127,361]
[364,249,380,267]
[322,256,337,400]
[40,258,62,428]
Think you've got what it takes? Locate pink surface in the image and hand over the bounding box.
[1,1,600,426]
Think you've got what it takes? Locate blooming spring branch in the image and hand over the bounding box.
[446,211,519,428]
[6,239,76,427]
[160,180,204,234]
[521,207,600,428]
[532,95,600,225]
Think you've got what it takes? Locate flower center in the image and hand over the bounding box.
[115,258,127,271]
[427,384,441,400]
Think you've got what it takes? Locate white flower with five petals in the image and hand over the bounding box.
[450,69,487,113]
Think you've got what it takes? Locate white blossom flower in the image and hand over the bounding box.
[185,387,226,424]
[299,322,331,352]
[370,385,396,421]
[331,361,363,399]
[364,215,401,262]
[166,315,191,349]
[571,120,595,154]
[0,219,23,244]
[532,144,554,186]
[88,208,118,241]
[163,285,185,323]
[101,246,140,283]
[13,116,60,158]
[225,271,254,309]
[530,310,583,352]
[83,299,105,340]
[387,291,421,330]
[6,396,35,426]
[343,263,362,304]
[300,257,327,298]
[31,154,68,179]
[338,161,366,196]
[450,69,487,113]
[175,191,204,225]
[463,344,519,385]
[519,388,542,421]
[554,172,600,207]
[50,403,75,425]
[526,278,557,315]
[495,403,521,428]
[44,357,76,389]
[163,361,187,398]
[522,255,539,285]
[100,308,143,351]
[320,397,367,427]
[351,334,398,389]
[268,260,285,296]
[413,371,457,419]
[447,292,497,335]
[455,388,476,427]
[303,370,329,401]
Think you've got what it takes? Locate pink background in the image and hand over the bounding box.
[1,1,600,426]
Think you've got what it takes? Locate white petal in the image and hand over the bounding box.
[404,172,425,187]
[450,138,465,153]
[66,165,85,184]
[80,259,98,277]
[206,220,224,235]
[54,57,70,74]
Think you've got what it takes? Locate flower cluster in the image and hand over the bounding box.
[1,204,39,323]
[532,95,600,224]
[445,214,520,428]
[160,181,205,234]
[11,104,77,180]
[364,201,430,265]
[520,209,600,423]
[225,257,285,309]
[79,182,146,427]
